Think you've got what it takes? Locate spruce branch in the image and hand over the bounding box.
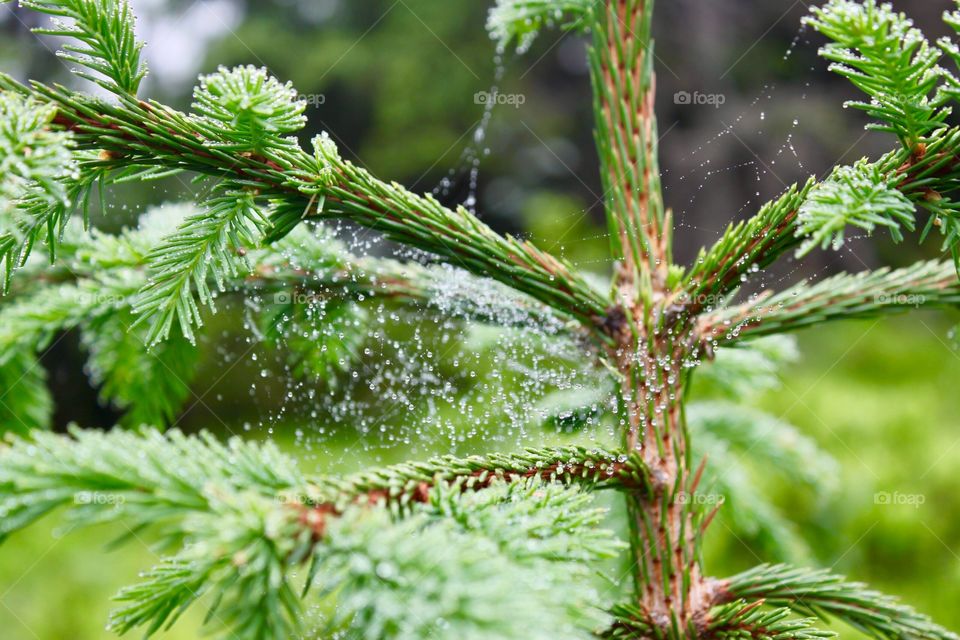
[309,443,650,513]
[703,600,834,640]
[683,125,960,314]
[0,74,612,336]
[719,564,959,640]
[487,0,594,51]
[0,427,645,541]
[191,65,306,153]
[0,428,626,640]
[685,0,960,303]
[680,181,814,317]
[601,603,654,639]
[0,92,75,214]
[701,259,960,345]
[795,161,916,257]
[133,184,269,344]
[0,91,78,283]
[12,0,147,95]
[314,480,620,640]
[0,351,52,435]
[109,492,311,640]
[310,145,611,333]
[804,0,951,148]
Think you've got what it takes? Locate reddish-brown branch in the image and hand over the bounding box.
[290,457,645,542]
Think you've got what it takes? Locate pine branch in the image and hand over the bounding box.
[683,123,960,315]
[0,74,613,338]
[701,259,960,345]
[703,600,835,640]
[308,443,650,513]
[314,480,620,640]
[0,91,78,282]
[719,564,959,640]
[588,0,669,291]
[132,184,269,344]
[805,0,950,148]
[0,428,627,640]
[600,603,654,639]
[678,1,960,310]
[14,0,147,95]
[487,0,594,52]
[679,181,814,317]
[312,144,612,334]
[0,427,646,541]
[795,160,916,257]
[0,351,52,434]
[191,65,305,152]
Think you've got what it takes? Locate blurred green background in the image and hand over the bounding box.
[1,0,959,637]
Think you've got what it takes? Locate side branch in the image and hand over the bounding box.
[0,428,629,639]
[699,259,960,346]
[0,427,649,541]
[1,76,612,337]
[679,181,813,317]
[298,445,651,535]
[682,126,960,317]
[717,564,959,640]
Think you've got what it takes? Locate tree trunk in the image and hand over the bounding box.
[617,324,712,636]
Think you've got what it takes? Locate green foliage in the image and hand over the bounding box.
[80,313,199,427]
[0,352,52,434]
[710,259,960,342]
[134,185,268,345]
[15,0,147,94]
[796,161,916,256]
[486,0,594,51]
[804,0,951,146]
[192,65,306,152]
[320,480,619,640]
[3,1,960,638]
[0,428,623,640]
[683,181,814,309]
[0,92,73,216]
[706,600,834,640]
[724,564,959,640]
[110,492,310,640]
[690,337,837,562]
[0,91,76,286]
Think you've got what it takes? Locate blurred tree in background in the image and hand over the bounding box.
[0,1,957,638]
